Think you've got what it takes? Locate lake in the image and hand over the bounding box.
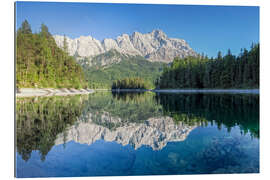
[15,91,259,177]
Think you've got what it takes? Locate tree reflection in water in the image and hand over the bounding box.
[16,95,88,161]
[16,92,259,162]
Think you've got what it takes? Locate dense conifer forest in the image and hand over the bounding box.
[112,77,151,89]
[16,20,87,89]
[155,44,259,89]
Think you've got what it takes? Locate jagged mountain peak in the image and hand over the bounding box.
[53,29,197,63]
[150,29,167,38]
[132,31,142,36]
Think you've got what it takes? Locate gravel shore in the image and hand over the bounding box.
[16,88,95,97]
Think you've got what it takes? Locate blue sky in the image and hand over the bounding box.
[16,1,259,58]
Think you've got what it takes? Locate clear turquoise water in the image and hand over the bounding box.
[16,92,259,177]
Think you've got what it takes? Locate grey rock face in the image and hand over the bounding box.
[55,114,197,150]
[53,29,197,63]
[102,38,121,52]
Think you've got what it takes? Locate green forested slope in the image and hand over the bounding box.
[16,20,87,88]
[156,44,259,89]
[81,52,165,89]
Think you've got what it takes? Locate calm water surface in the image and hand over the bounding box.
[16,92,259,177]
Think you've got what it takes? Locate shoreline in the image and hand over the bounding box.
[110,89,259,94]
[16,88,95,97]
[18,88,259,97]
[152,89,259,94]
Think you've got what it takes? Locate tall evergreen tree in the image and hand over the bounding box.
[18,20,32,34]
[40,23,51,38]
[63,35,68,53]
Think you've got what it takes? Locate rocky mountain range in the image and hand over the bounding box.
[53,29,197,63]
[55,112,197,150]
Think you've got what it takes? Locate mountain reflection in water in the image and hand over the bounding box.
[55,116,197,150]
[16,91,259,176]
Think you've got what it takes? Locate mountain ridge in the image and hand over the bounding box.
[54,29,197,63]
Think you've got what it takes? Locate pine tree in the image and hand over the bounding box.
[217,51,222,61]
[40,23,51,38]
[63,35,68,53]
[18,20,32,34]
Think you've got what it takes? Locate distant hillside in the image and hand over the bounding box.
[16,20,87,89]
[80,50,165,89]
